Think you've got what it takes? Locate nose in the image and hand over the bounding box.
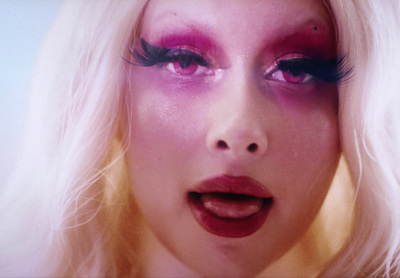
[206,81,268,160]
[206,125,268,158]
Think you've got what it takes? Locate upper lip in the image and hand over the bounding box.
[190,175,272,198]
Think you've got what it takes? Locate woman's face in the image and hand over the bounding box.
[124,0,340,276]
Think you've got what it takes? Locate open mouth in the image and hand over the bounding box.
[188,175,273,238]
[190,192,269,218]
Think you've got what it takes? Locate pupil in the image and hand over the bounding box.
[288,69,302,77]
[179,56,192,69]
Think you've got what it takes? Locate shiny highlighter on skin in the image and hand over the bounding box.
[127,37,348,239]
[124,0,351,276]
[130,38,348,85]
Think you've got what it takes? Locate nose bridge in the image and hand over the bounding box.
[206,68,268,159]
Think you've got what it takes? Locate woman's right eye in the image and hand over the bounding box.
[129,38,214,77]
[165,54,213,76]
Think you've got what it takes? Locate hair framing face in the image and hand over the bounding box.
[324,1,400,276]
[0,0,149,276]
[0,0,400,277]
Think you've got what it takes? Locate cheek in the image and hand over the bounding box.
[127,92,207,158]
[276,111,339,173]
[123,96,187,229]
[122,71,211,220]
[269,90,340,227]
[271,83,339,173]
[125,67,208,157]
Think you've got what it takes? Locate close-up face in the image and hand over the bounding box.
[124,0,340,276]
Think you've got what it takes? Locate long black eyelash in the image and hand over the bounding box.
[127,38,209,68]
[127,39,352,83]
[277,56,352,83]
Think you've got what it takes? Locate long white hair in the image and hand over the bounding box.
[0,1,148,276]
[324,1,400,276]
[1,1,399,277]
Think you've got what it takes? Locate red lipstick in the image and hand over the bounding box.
[188,175,273,238]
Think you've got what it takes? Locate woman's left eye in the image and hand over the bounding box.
[265,58,315,84]
[264,56,348,85]
[266,68,313,84]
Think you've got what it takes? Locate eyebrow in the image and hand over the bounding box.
[268,23,337,58]
[149,24,336,61]
[153,6,333,34]
[145,8,336,58]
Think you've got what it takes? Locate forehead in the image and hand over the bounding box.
[141,0,335,53]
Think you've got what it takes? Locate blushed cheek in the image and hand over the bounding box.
[271,83,338,113]
[126,67,216,156]
[295,115,338,165]
[125,96,206,167]
[268,92,340,190]
[279,85,339,163]
[272,110,340,227]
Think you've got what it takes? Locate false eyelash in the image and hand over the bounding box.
[127,38,353,83]
[277,56,352,83]
[128,38,209,68]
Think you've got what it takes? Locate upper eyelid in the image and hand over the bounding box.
[129,38,210,67]
[129,39,351,83]
[265,54,311,73]
[167,49,205,60]
[161,49,210,69]
[264,56,350,84]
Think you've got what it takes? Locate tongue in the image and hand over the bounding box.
[201,193,263,219]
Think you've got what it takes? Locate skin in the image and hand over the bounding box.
[124,0,340,276]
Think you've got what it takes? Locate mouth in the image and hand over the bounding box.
[188,175,273,238]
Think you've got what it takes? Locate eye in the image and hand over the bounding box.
[264,56,349,85]
[130,38,218,78]
[267,68,313,84]
[165,54,213,76]
[265,57,315,84]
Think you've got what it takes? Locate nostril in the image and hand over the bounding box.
[247,143,258,152]
[217,140,229,149]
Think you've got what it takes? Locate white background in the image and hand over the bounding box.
[0,0,63,183]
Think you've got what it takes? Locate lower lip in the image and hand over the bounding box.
[188,193,272,238]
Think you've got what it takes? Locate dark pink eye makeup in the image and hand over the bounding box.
[267,56,351,84]
[128,30,228,68]
[126,19,351,91]
[270,29,337,58]
[158,32,220,54]
[129,38,351,86]
[128,38,210,68]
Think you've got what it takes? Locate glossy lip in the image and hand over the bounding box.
[188,175,273,238]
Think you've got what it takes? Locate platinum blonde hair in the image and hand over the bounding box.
[0,0,399,277]
[0,1,148,276]
[322,1,400,276]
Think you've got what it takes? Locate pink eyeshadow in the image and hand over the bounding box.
[271,29,336,59]
[158,32,221,54]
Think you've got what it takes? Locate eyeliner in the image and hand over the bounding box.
[277,57,351,83]
[128,38,208,68]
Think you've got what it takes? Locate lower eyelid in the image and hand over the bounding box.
[269,70,314,83]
